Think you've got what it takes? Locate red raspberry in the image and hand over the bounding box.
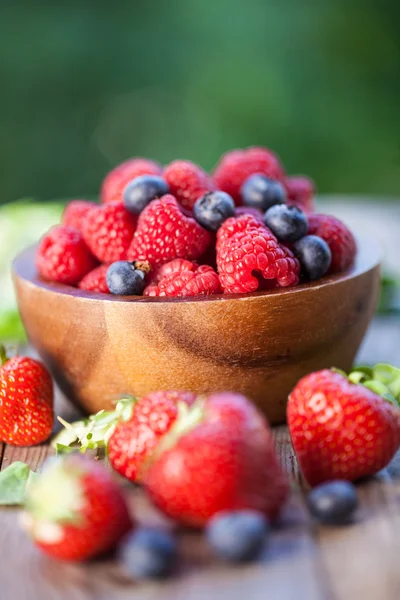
[163,160,215,209]
[307,213,357,274]
[101,158,162,204]
[82,202,137,264]
[286,176,316,213]
[216,215,300,293]
[127,195,211,267]
[216,213,265,247]
[144,258,221,297]
[235,205,264,221]
[213,147,285,204]
[61,200,95,231]
[78,264,109,293]
[36,225,97,285]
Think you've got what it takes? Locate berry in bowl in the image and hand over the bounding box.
[12,147,380,423]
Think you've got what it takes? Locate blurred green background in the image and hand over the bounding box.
[0,0,399,205]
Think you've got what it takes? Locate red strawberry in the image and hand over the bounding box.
[213,147,285,204]
[307,213,357,274]
[78,264,109,293]
[101,158,162,204]
[0,347,53,446]
[82,202,137,264]
[143,393,289,527]
[62,200,96,231]
[127,195,211,267]
[287,369,400,487]
[108,391,196,483]
[163,160,215,210]
[36,225,97,285]
[143,258,221,297]
[22,454,133,561]
[286,176,316,213]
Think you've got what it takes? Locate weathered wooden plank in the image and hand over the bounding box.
[316,464,400,600]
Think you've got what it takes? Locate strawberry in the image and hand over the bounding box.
[0,347,54,446]
[143,393,289,527]
[108,391,196,483]
[287,369,400,487]
[21,454,133,561]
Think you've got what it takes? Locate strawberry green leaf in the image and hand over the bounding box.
[348,363,400,407]
[51,395,137,453]
[0,461,37,505]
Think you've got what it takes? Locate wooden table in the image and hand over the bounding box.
[0,315,399,600]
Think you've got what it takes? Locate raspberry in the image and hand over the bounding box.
[216,215,300,293]
[216,214,265,247]
[235,206,264,220]
[286,176,315,213]
[213,147,285,205]
[127,195,211,267]
[62,200,95,231]
[144,258,221,297]
[82,202,137,264]
[101,158,162,204]
[307,213,357,274]
[36,225,97,285]
[163,160,215,209]
[78,264,109,293]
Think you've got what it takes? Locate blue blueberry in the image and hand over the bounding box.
[119,528,178,580]
[264,204,308,243]
[193,191,235,231]
[307,481,358,525]
[206,510,269,562]
[106,261,146,295]
[123,175,169,214]
[292,235,332,280]
[241,174,286,212]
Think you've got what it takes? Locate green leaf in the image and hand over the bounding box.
[362,381,397,405]
[0,461,36,505]
[373,363,400,385]
[387,376,400,402]
[51,395,137,453]
[351,365,374,378]
[348,371,368,384]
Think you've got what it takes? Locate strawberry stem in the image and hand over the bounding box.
[0,345,8,366]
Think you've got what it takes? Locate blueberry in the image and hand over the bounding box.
[292,235,332,280]
[193,191,235,231]
[307,481,358,525]
[106,261,147,295]
[241,174,286,212]
[123,175,169,214]
[206,510,269,562]
[119,528,178,580]
[264,204,308,243]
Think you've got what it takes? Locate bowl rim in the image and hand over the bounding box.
[12,235,380,305]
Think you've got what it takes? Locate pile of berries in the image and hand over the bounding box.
[36,147,357,298]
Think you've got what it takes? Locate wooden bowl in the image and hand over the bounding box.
[12,236,380,424]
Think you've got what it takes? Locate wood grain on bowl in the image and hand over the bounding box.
[12,236,380,424]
